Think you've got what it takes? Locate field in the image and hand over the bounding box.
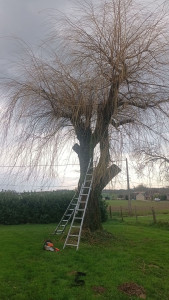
[107,199,169,217]
[1,216,169,299]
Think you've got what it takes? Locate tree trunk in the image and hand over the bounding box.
[72,141,92,189]
[72,127,121,231]
[83,164,121,231]
[84,186,103,231]
[73,140,102,231]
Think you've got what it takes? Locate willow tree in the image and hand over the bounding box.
[2,0,169,230]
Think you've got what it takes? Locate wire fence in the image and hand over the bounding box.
[108,202,169,225]
[0,158,167,191]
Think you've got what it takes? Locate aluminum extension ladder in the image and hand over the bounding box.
[54,159,93,250]
[63,159,93,250]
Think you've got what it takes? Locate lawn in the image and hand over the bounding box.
[0,221,169,299]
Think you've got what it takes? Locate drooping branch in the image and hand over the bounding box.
[119,98,169,110]
[138,149,169,164]
[111,118,134,128]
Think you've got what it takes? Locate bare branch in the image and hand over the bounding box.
[111,118,134,128]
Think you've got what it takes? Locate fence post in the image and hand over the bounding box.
[120,206,124,222]
[109,206,112,219]
[151,207,157,224]
[135,206,138,222]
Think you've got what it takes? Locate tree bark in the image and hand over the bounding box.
[84,186,103,231]
[83,163,121,231]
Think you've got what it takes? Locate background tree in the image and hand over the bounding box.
[2,0,169,230]
[134,144,169,182]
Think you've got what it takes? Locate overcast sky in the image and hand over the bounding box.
[0,0,75,76]
[0,0,74,41]
[0,0,167,191]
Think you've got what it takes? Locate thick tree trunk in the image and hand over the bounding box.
[84,186,103,231]
[72,126,121,231]
[73,140,102,231]
[72,142,92,189]
[83,164,121,231]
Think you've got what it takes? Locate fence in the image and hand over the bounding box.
[108,205,169,225]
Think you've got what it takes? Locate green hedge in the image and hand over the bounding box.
[0,190,108,225]
[0,190,73,225]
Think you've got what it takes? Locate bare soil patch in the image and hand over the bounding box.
[81,229,116,246]
[118,282,146,299]
[92,286,107,295]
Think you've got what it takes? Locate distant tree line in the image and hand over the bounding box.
[0,190,107,225]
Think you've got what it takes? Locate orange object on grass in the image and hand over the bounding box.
[47,242,54,247]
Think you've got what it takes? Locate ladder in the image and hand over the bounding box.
[63,159,93,250]
[53,192,78,235]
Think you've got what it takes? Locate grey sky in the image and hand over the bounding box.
[0,0,71,41]
[0,0,74,76]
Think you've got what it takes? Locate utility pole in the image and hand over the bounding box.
[126,158,132,215]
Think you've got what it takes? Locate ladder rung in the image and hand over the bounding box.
[80,194,88,195]
[66,214,72,216]
[62,220,68,222]
[69,209,75,211]
[66,244,77,246]
[72,225,80,227]
[69,234,79,237]
[76,209,85,211]
[74,217,83,219]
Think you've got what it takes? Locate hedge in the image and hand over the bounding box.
[0,190,108,225]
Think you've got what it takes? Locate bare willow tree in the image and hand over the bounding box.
[2,0,169,230]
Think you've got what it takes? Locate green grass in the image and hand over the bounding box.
[1,222,169,299]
